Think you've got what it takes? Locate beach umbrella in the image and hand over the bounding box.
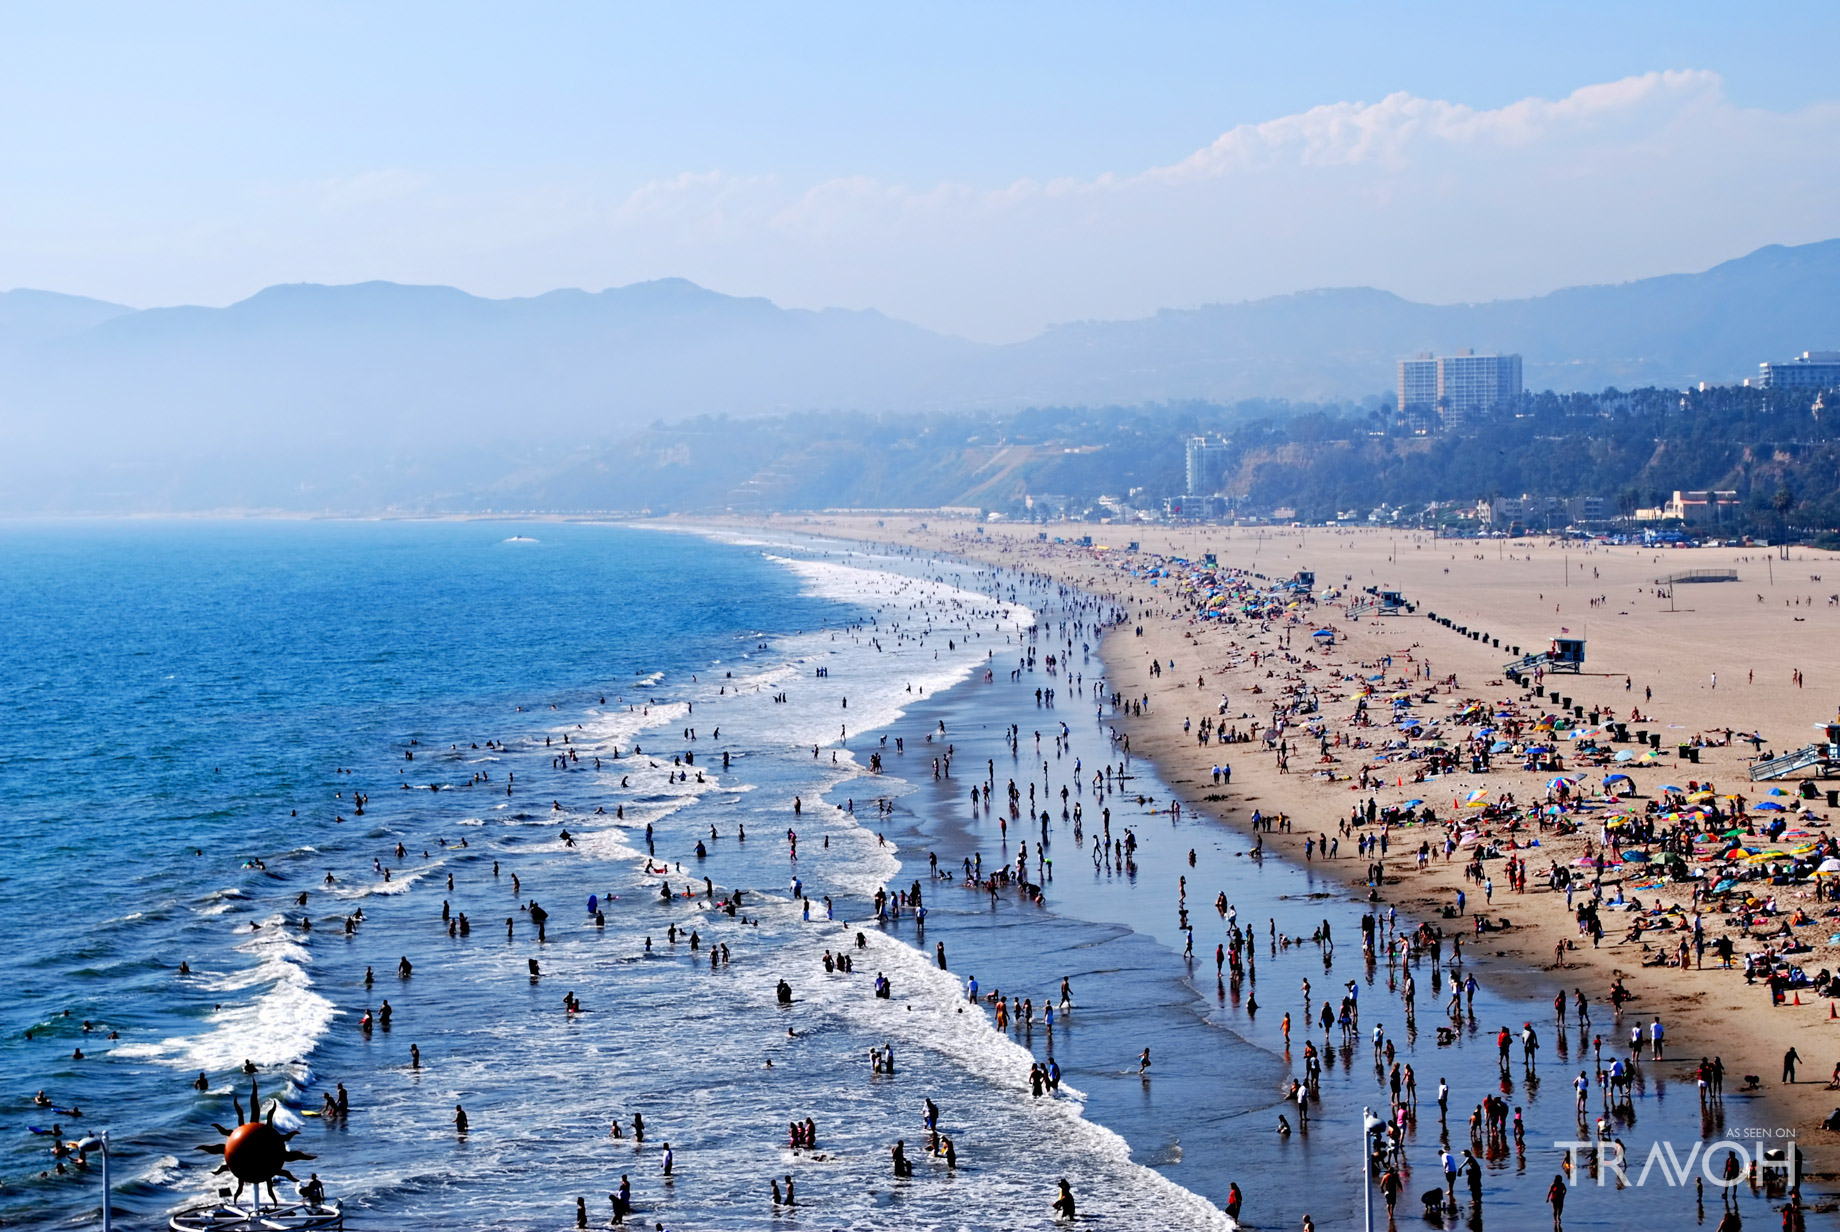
[1604,773,1632,786]
[1766,787,1789,796]
[1623,850,1651,862]
[1658,785,1684,793]
[1816,858,1840,875]
[1755,801,1786,811]
[1527,746,1552,756]
[1461,789,1489,809]
[1490,741,1512,753]
[1546,777,1575,791]
[1688,791,1715,803]
[1614,749,1636,762]
[1403,799,1424,808]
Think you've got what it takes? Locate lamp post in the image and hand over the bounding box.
[1361,1106,1384,1232]
[75,1130,111,1232]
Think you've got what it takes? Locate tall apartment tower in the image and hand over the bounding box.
[1397,350,1522,429]
[1184,435,1230,496]
[1398,355,1438,418]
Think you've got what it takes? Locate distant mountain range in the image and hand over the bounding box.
[2,239,1836,511]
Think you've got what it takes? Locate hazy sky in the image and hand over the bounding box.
[5,3,1839,340]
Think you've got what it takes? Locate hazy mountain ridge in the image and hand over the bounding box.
[2,240,1837,512]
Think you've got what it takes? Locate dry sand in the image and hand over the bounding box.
[715,514,1840,1167]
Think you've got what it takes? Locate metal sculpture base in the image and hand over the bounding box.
[171,1199,343,1230]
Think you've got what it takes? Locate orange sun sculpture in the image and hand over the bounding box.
[195,1077,316,1205]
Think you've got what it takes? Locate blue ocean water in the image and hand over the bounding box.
[0,520,1233,1230]
[0,519,1791,1231]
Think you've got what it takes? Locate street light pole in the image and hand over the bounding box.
[76,1130,111,1232]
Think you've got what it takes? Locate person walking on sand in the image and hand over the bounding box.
[1783,1046,1801,1083]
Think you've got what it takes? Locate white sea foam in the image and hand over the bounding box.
[122,914,336,1074]
[328,861,443,899]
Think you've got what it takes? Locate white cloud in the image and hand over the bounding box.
[9,71,1837,341]
[562,70,1840,339]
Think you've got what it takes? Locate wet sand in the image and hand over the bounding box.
[716,515,1840,1184]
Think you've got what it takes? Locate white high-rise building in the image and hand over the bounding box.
[1397,350,1522,429]
[1184,435,1230,496]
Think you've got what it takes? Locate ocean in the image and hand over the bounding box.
[0,520,1777,1231]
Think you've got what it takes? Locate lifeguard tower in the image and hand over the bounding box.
[1750,721,1840,782]
[1503,636,1585,677]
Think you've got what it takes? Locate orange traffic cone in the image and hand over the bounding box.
[1793,991,1802,1006]
[1829,1002,1836,1019]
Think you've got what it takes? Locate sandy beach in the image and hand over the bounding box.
[719,514,1840,1174]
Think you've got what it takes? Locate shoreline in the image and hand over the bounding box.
[705,513,1840,1183]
